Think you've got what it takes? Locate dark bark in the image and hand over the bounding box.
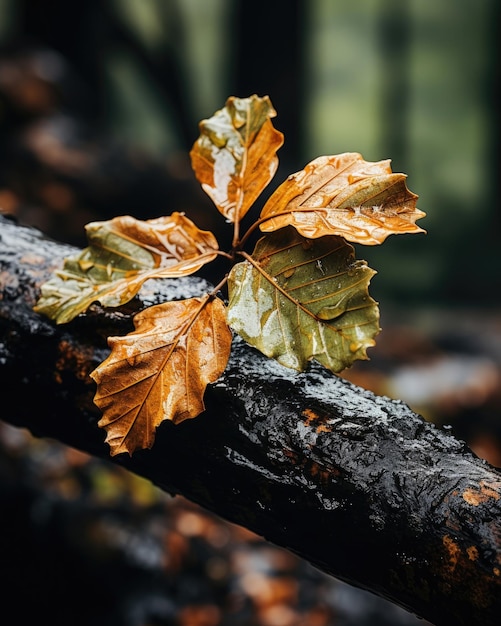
[1,214,501,626]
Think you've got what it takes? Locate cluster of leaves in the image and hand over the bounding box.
[34,95,426,457]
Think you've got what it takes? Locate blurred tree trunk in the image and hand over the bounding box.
[376,0,411,167]
[1,215,501,626]
[234,0,305,171]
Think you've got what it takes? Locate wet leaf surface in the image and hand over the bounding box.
[34,213,219,323]
[91,296,232,456]
[190,94,284,222]
[259,153,426,244]
[227,227,380,372]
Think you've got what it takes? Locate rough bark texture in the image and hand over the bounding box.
[1,214,501,626]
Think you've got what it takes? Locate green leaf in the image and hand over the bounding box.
[227,227,380,372]
[34,213,219,324]
[190,94,284,222]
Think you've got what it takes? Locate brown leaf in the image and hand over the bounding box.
[85,212,220,278]
[34,212,219,324]
[90,296,232,456]
[259,153,426,245]
[190,95,284,222]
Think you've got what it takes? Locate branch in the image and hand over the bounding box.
[1,214,500,626]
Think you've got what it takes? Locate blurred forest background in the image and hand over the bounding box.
[0,1,499,625]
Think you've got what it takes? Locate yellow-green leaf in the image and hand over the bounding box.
[227,227,380,372]
[190,94,284,222]
[34,213,219,324]
[259,153,426,244]
[91,296,232,456]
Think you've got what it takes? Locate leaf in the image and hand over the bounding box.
[259,153,426,244]
[190,94,284,223]
[34,213,219,324]
[227,227,380,373]
[90,296,232,456]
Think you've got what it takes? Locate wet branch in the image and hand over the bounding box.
[1,215,501,626]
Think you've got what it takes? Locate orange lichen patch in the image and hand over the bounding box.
[439,535,499,610]
[466,546,479,561]
[302,408,321,424]
[301,408,331,433]
[442,535,461,574]
[313,423,330,433]
[55,339,96,382]
[462,480,501,506]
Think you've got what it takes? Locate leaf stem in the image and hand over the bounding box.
[208,274,229,298]
[238,212,293,249]
[232,219,240,250]
[237,221,258,250]
[216,250,234,261]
